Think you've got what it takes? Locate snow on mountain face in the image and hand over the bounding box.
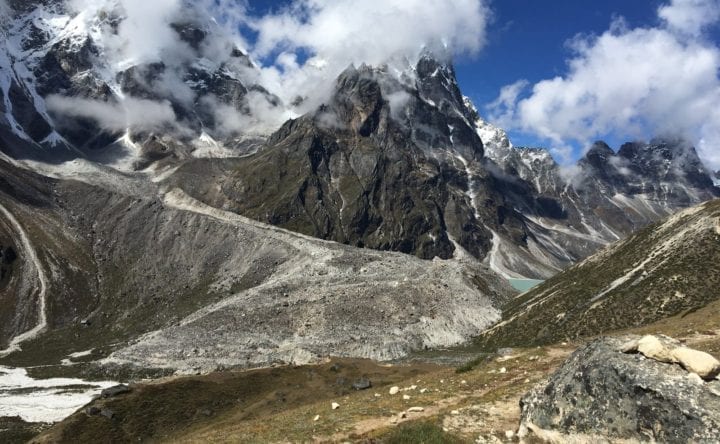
[0,0,282,169]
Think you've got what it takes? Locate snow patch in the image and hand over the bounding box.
[0,366,116,423]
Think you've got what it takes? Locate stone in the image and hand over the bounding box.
[402,394,411,400]
[313,415,320,421]
[504,430,514,439]
[85,406,101,416]
[100,408,115,419]
[499,367,507,374]
[619,337,639,353]
[389,386,400,395]
[352,378,372,390]
[636,335,678,364]
[520,337,720,442]
[100,384,131,398]
[672,347,720,380]
[407,407,424,413]
[331,402,340,410]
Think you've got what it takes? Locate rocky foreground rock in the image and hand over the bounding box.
[519,336,720,442]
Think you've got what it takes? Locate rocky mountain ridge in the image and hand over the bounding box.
[169,57,720,278]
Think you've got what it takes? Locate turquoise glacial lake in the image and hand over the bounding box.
[508,279,544,292]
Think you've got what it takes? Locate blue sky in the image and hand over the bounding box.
[242,0,720,166]
[455,0,664,146]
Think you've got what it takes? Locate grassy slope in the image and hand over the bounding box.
[474,199,720,349]
[32,348,569,444]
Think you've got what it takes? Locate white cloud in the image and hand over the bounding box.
[48,0,490,140]
[488,0,720,169]
[46,96,178,132]
[248,0,491,108]
[658,0,720,36]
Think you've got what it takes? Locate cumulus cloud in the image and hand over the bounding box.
[658,0,720,36]
[488,0,720,169]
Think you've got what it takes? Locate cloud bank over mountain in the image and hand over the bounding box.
[34,0,491,137]
[489,0,720,168]
[246,0,490,108]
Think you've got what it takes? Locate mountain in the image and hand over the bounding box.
[168,58,719,279]
[168,57,527,262]
[0,155,511,372]
[0,0,719,369]
[476,116,719,278]
[476,198,720,348]
[0,0,278,168]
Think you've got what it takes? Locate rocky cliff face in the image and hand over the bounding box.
[174,60,505,262]
[171,58,719,278]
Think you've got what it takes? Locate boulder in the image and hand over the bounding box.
[635,334,679,364]
[519,337,720,442]
[672,347,720,380]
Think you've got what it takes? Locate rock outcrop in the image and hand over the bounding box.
[519,337,720,442]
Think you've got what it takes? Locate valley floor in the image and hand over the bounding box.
[16,298,720,444]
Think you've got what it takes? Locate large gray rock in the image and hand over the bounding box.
[519,337,720,442]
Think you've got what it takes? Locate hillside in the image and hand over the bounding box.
[0,157,511,374]
[476,198,720,349]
